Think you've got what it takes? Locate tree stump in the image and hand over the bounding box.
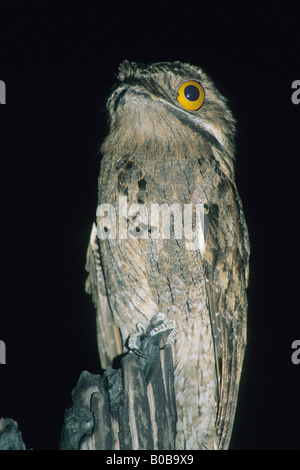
[0,322,177,450]
[0,418,26,450]
[60,328,177,450]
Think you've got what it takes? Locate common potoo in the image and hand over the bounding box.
[86,61,250,450]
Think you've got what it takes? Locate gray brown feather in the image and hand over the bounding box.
[85,223,122,369]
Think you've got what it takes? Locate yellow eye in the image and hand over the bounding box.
[177,80,205,111]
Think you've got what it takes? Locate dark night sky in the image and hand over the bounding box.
[0,2,299,450]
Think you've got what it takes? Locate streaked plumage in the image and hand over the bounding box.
[86,60,249,450]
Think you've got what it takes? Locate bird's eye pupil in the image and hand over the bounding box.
[177,80,204,111]
[184,85,200,102]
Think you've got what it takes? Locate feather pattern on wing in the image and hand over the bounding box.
[204,184,249,449]
[85,223,122,369]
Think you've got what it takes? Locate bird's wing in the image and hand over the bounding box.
[204,188,249,449]
[85,223,122,370]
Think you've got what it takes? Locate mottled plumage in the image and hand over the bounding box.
[86,60,249,450]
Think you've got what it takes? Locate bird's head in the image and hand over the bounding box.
[101,60,236,179]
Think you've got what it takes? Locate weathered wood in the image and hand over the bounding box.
[59,328,177,450]
[148,346,177,449]
[0,329,177,450]
[0,418,26,450]
[119,353,153,450]
[59,371,108,450]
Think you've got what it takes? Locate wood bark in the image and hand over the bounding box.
[60,329,177,450]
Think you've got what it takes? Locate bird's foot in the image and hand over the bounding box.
[148,312,177,349]
[127,323,148,358]
[128,312,177,357]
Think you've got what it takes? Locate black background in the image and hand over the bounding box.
[0,1,299,450]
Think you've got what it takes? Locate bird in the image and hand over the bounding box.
[85,60,250,450]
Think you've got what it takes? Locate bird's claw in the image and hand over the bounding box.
[127,322,148,357]
[149,312,177,349]
[128,312,177,357]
